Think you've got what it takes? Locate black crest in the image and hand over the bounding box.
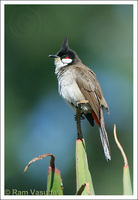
[57,37,69,56]
[61,37,69,52]
[57,37,77,62]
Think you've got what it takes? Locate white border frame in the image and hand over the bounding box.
[1,1,137,199]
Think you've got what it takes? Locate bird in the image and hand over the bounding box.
[49,37,111,161]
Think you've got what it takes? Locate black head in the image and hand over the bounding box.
[49,37,81,66]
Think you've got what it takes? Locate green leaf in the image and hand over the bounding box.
[76,139,95,195]
[123,164,132,195]
[114,124,132,195]
[24,153,63,195]
[47,165,63,195]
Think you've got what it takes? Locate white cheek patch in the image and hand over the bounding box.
[54,58,68,70]
[54,57,72,75]
[62,58,72,64]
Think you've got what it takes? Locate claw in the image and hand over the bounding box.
[80,114,85,120]
[76,105,82,110]
[74,114,77,121]
[74,114,85,121]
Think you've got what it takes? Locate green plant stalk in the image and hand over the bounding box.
[123,164,132,195]
[76,138,95,195]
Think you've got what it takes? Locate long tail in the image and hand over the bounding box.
[99,108,111,161]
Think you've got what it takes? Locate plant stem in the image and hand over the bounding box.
[76,106,83,140]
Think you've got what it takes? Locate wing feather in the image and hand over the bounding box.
[75,65,109,120]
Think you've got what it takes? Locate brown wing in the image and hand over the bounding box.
[75,64,109,120]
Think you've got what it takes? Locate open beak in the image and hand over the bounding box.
[49,54,59,58]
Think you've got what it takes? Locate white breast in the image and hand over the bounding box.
[57,68,91,113]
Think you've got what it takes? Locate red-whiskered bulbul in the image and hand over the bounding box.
[49,37,111,161]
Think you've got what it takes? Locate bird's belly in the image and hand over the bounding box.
[59,79,91,113]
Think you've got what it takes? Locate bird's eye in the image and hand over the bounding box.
[62,56,69,59]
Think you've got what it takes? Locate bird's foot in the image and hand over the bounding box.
[77,100,89,106]
[76,100,89,109]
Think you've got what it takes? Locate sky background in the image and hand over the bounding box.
[5,4,133,195]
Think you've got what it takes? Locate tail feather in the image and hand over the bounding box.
[99,127,111,161]
[99,107,111,161]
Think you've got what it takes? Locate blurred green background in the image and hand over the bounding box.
[5,4,133,195]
